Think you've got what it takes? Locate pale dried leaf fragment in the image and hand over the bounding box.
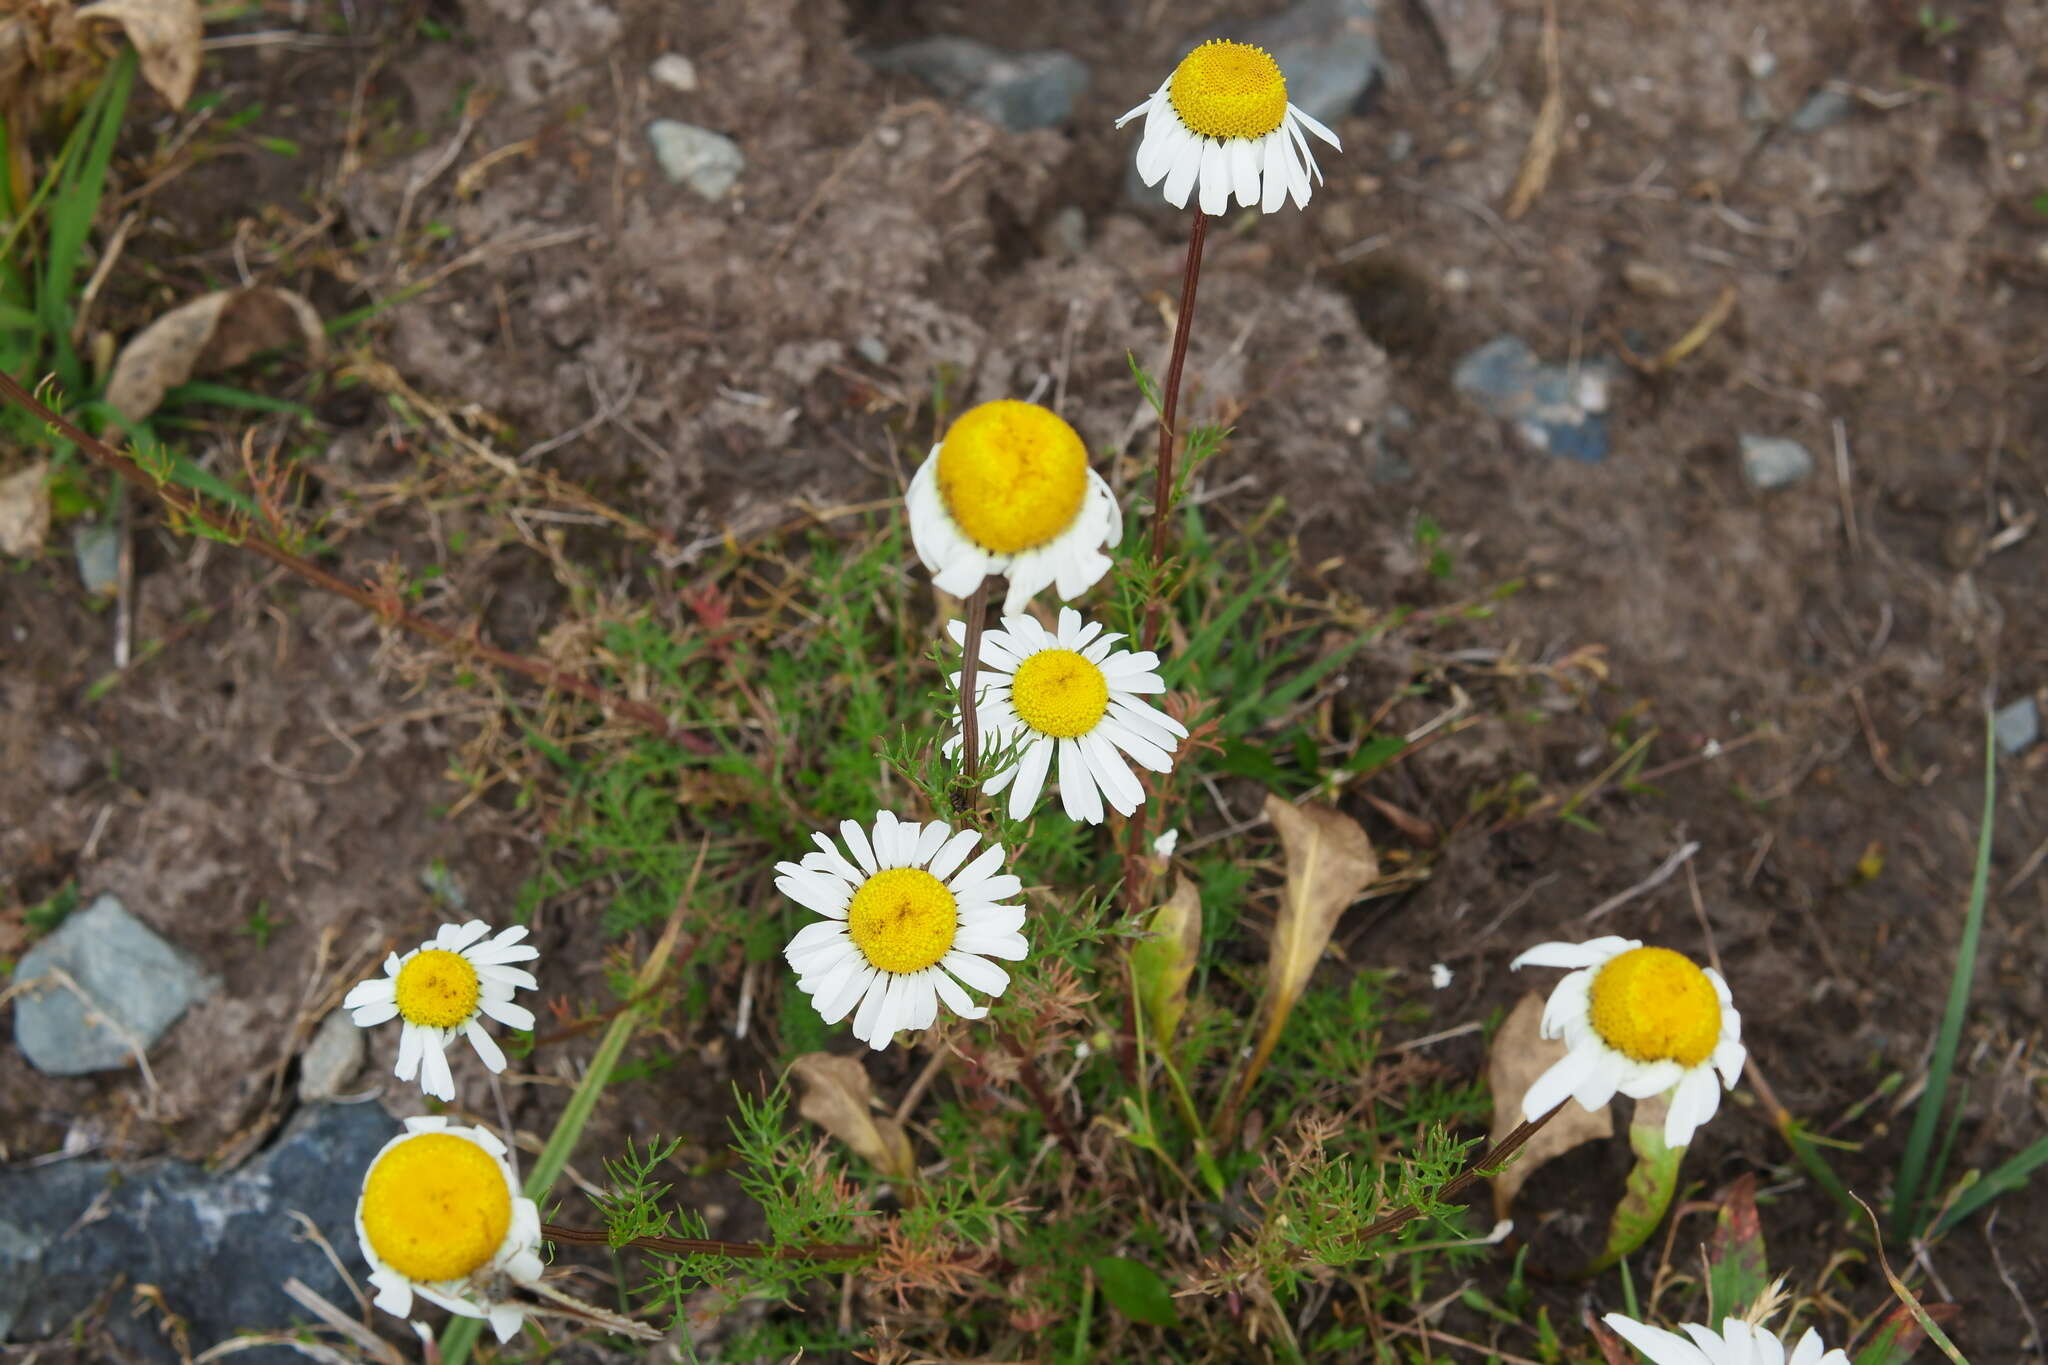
[105,287,325,423]
[1129,877,1201,1047]
[790,1052,916,1183]
[77,0,203,109]
[1486,990,1612,1218]
[1224,795,1379,1126]
[0,459,52,557]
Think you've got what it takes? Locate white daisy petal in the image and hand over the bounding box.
[931,967,986,1019]
[1080,731,1147,815]
[1006,735,1056,819]
[941,950,1010,995]
[419,1037,456,1102]
[436,920,492,951]
[839,819,878,875]
[1511,938,1635,971]
[478,997,535,1030]
[350,999,400,1027]
[1522,1041,1603,1119]
[1057,737,1104,823]
[1603,1315,1713,1365]
[1230,136,1261,207]
[1163,137,1202,209]
[395,1022,424,1082]
[913,820,952,866]
[927,828,981,883]
[465,1020,508,1073]
[1197,137,1231,215]
[817,963,877,1024]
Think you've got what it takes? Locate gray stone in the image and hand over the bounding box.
[1412,0,1498,82]
[1789,86,1853,132]
[0,1102,401,1358]
[1995,698,2039,757]
[647,120,744,200]
[864,37,1089,132]
[296,1008,365,1101]
[71,518,119,596]
[1232,0,1382,129]
[1739,434,1816,491]
[649,52,698,93]
[13,895,216,1075]
[1452,334,1613,463]
[35,733,97,794]
[853,335,891,367]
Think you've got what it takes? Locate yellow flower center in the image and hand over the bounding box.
[359,1132,512,1283]
[935,400,1089,554]
[846,868,958,975]
[394,949,481,1030]
[1587,947,1722,1067]
[1169,40,1290,142]
[1009,649,1110,739]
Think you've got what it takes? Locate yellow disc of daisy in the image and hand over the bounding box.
[936,400,1089,554]
[393,948,482,1030]
[1169,40,1289,141]
[846,867,959,974]
[1587,946,1722,1066]
[359,1132,512,1283]
[1009,648,1110,738]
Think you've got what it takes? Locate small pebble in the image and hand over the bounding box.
[296,1008,365,1101]
[1622,260,1683,298]
[1789,87,1853,133]
[647,120,744,200]
[1739,434,1816,491]
[35,734,97,794]
[1994,698,2039,756]
[649,52,698,93]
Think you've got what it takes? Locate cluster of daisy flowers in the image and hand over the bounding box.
[341,920,548,1342]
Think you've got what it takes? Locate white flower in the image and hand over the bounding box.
[1511,937,1745,1148]
[354,1117,545,1344]
[906,399,1120,616]
[1117,39,1340,215]
[344,921,539,1102]
[1602,1314,1850,1365]
[945,607,1188,824]
[779,812,1027,1050]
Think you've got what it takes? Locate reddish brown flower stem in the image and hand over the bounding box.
[1000,1028,1086,1162]
[0,369,711,753]
[1139,206,1209,654]
[955,575,993,788]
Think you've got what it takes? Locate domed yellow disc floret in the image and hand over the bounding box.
[360,1132,512,1283]
[1588,946,1722,1067]
[936,400,1089,554]
[847,868,959,975]
[1010,649,1110,739]
[394,949,481,1030]
[1169,40,1290,142]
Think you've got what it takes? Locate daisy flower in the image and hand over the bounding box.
[1510,937,1745,1148]
[1602,1314,1850,1365]
[354,1116,545,1344]
[945,607,1187,824]
[779,811,1027,1050]
[344,921,539,1102]
[906,399,1121,615]
[1117,39,1341,215]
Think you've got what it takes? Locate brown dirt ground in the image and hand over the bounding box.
[4,0,2046,1357]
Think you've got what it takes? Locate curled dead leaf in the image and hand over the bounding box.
[0,459,52,558]
[105,287,325,423]
[790,1052,916,1184]
[76,0,202,109]
[1223,795,1379,1127]
[1129,877,1201,1047]
[1486,990,1612,1219]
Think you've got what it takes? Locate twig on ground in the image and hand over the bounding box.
[1583,841,1701,922]
[1834,417,1861,557]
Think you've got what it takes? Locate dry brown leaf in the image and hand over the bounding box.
[76,0,202,109]
[1226,795,1379,1123]
[0,459,52,558]
[1486,990,1613,1218]
[790,1052,916,1184]
[105,287,325,423]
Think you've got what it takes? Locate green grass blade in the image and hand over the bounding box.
[37,49,135,389]
[1891,708,1996,1241]
[1927,1132,2048,1239]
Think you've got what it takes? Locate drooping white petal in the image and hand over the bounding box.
[478,996,535,1030]
[1512,937,1636,971]
[839,819,878,875]
[1521,1040,1603,1120]
[927,828,981,883]
[1163,137,1202,209]
[1081,730,1147,816]
[1057,737,1104,824]
[1602,1315,1713,1365]
[395,1022,425,1082]
[1230,136,1261,207]
[465,1020,508,1073]
[941,950,1010,995]
[419,1037,456,1102]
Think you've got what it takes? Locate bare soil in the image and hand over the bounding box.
[3,0,2045,1356]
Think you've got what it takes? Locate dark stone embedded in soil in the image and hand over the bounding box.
[12,894,217,1075]
[863,36,1090,132]
[1452,334,1614,463]
[0,1101,402,1359]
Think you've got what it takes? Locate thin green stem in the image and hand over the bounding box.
[1892,706,1996,1241]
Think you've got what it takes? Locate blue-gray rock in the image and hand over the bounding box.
[864,37,1089,132]
[72,518,119,596]
[1740,434,1816,490]
[1412,0,1499,83]
[1995,698,2039,757]
[1452,335,1613,463]
[13,895,216,1076]
[0,1102,401,1359]
[1789,87,1853,133]
[647,120,744,200]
